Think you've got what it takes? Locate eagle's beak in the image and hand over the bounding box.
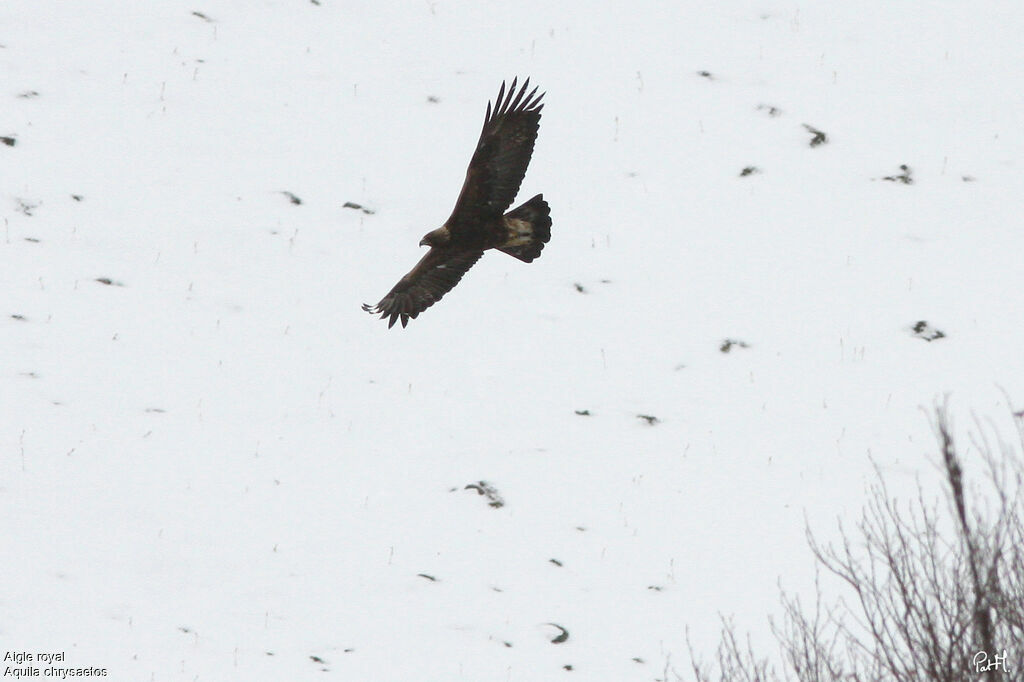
[419,238,429,247]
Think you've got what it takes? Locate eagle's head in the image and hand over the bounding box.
[420,226,451,248]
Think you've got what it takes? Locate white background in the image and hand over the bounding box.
[3,1,1023,679]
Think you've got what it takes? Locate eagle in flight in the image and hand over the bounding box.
[362,78,551,328]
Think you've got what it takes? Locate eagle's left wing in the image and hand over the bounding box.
[445,78,544,234]
[362,248,484,328]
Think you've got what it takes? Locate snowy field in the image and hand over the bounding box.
[3,1,1023,680]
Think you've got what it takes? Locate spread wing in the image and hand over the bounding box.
[446,77,544,234]
[362,248,484,328]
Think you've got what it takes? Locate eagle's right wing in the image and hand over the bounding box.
[445,78,544,234]
[362,248,484,328]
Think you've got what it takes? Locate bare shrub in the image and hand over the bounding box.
[687,404,1023,681]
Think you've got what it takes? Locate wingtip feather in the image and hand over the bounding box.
[508,78,529,111]
[487,77,547,121]
[491,80,508,119]
[525,85,542,109]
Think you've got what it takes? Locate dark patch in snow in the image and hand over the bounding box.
[71,194,84,201]
[573,282,587,293]
[697,70,713,79]
[310,0,321,4]
[18,90,40,99]
[757,104,781,117]
[881,164,913,184]
[343,201,375,214]
[637,414,660,425]
[739,166,760,177]
[574,409,591,416]
[803,123,827,147]
[16,198,38,216]
[547,623,569,644]
[416,573,437,581]
[282,191,302,205]
[191,10,214,22]
[720,338,750,353]
[549,558,563,567]
[20,372,39,378]
[503,641,513,648]
[563,664,574,670]
[427,95,440,103]
[309,655,327,664]
[178,626,192,633]
[465,480,505,508]
[10,314,27,321]
[647,584,664,591]
[911,320,945,342]
[95,277,125,287]
[1,135,16,146]
[24,237,41,243]
[632,657,645,664]
[145,407,166,414]
[674,363,687,370]
[962,175,976,182]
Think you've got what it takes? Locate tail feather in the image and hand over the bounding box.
[498,194,551,262]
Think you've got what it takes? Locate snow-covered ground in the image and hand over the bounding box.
[3,1,1023,679]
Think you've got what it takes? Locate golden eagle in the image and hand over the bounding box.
[362,78,551,328]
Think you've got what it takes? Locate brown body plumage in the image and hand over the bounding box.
[362,78,551,328]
